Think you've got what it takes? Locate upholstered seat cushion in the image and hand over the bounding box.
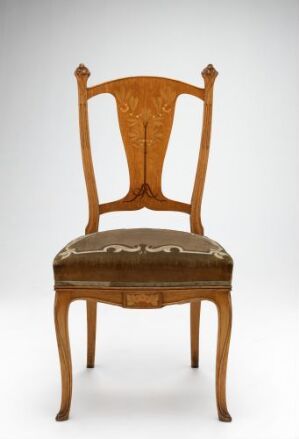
[53,228,233,288]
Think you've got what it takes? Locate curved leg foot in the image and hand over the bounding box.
[55,411,69,422]
[215,291,232,422]
[190,301,201,368]
[87,300,97,368]
[218,409,232,422]
[54,291,72,421]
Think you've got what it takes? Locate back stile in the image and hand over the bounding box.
[190,64,218,235]
[75,65,99,234]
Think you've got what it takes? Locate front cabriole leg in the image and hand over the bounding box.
[214,290,232,422]
[54,291,72,421]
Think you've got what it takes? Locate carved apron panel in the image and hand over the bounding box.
[123,292,162,308]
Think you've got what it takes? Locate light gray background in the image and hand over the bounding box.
[0,1,298,438]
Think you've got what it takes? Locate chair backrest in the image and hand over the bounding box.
[75,64,218,235]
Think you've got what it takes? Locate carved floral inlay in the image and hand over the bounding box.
[115,85,176,150]
[126,293,161,308]
[114,84,177,202]
[127,182,161,202]
[57,237,228,261]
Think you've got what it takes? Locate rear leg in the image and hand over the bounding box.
[87,300,97,368]
[190,301,201,368]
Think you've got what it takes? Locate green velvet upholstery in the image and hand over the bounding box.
[53,228,233,288]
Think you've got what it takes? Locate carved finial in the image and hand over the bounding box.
[201,64,218,82]
[74,63,90,79]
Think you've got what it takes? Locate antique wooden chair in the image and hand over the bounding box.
[53,63,233,422]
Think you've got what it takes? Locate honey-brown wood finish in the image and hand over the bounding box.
[55,287,232,422]
[74,64,217,234]
[54,64,232,423]
[54,292,72,421]
[190,301,201,368]
[86,300,97,368]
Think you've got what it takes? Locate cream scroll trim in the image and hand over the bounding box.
[57,238,227,261]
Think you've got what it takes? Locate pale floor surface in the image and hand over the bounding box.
[0,291,297,439]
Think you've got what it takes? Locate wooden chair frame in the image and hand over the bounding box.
[54,64,232,422]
